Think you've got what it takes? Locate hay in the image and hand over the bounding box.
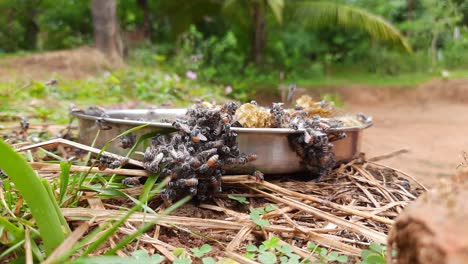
[31,157,425,260]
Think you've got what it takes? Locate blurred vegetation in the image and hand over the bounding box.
[1,0,468,102]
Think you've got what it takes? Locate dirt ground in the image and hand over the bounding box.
[3,47,468,187]
[342,85,468,187]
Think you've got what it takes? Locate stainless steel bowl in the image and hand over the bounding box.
[72,109,372,174]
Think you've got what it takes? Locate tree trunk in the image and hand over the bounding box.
[431,30,439,68]
[23,0,41,50]
[250,1,267,64]
[91,0,124,65]
[406,0,414,37]
[24,16,39,50]
[137,0,152,39]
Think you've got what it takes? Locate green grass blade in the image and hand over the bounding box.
[0,139,66,255]
[127,130,174,157]
[100,124,149,154]
[0,239,25,259]
[59,162,71,205]
[41,179,71,234]
[0,216,24,245]
[139,172,159,204]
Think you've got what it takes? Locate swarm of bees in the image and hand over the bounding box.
[287,106,347,180]
[77,97,361,204]
[133,102,258,205]
[235,100,347,180]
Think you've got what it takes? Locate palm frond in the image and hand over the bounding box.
[295,1,412,53]
[266,0,285,24]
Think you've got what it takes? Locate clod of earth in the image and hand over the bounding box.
[387,172,468,264]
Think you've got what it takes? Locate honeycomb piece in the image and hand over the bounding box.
[235,103,272,128]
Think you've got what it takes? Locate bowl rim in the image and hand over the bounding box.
[72,108,373,134]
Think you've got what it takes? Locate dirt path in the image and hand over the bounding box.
[346,100,468,187]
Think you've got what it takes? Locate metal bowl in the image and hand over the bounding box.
[72,109,372,174]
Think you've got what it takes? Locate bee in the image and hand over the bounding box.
[247,153,258,162]
[96,118,112,130]
[148,153,164,172]
[98,155,111,170]
[221,102,238,115]
[188,157,202,169]
[144,146,156,162]
[198,164,211,174]
[205,140,224,148]
[172,121,191,134]
[191,128,207,143]
[206,155,220,168]
[108,160,121,169]
[220,113,232,124]
[253,170,264,181]
[84,106,109,117]
[210,175,222,193]
[122,177,143,186]
[198,148,218,159]
[219,146,230,155]
[20,117,29,132]
[181,178,199,187]
[0,169,7,178]
[119,133,136,149]
[161,189,174,207]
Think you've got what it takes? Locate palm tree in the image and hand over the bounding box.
[223,0,412,63]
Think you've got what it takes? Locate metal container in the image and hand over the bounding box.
[72,109,372,174]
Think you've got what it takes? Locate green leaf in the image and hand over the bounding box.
[227,195,249,204]
[192,244,212,258]
[258,245,267,252]
[361,249,373,260]
[200,244,212,254]
[337,255,349,263]
[244,252,256,260]
[264,204,278,212]
[262,236,280,249]
[280,256,289,264]
[174,258,192,264]
[132,249,150,258]
[328,251,338,261]
[369,242,384,253]
[365,254,385,263]
[258,251,277,264]
[277,245,293,255]
[246,244,258,252]
[307,242,317,251]
[287,253,300,264]
[202,257,216,264]
[249,208,270,227]
[173,248,186,257]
